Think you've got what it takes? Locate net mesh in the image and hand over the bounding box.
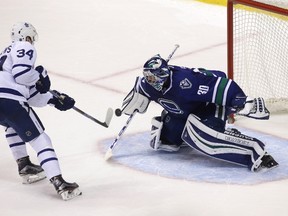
[232,0,288,113]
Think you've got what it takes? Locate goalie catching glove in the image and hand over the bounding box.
[121,77,150,115]
[48,90,75,111]
[236,97,270,120]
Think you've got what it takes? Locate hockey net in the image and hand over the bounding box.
[227,0,288,114]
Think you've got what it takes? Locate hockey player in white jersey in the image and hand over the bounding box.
[0,22,81,200]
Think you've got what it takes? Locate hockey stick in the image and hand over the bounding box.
[104,44,180,160]
[104,110,137,160]
[49,90,113,128]
[166,44,180,62]
[71,106,113,128]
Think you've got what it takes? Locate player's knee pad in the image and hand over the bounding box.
[181,114,266,165]
[29,132,53,153]
[5,127,28,160]
[6,127,23,145]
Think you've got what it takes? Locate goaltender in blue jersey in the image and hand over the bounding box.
[120,54,278,173]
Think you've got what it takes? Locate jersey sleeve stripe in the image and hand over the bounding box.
[12,65,32,79]
[215,78,229,105]
[0,87,24,96]
[212,77,221,103]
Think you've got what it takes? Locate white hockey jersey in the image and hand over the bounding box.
[0,41,52,106]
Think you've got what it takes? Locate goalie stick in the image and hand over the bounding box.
[166,44,180,63]
[104,109,137,160]
[49,90,113,128]
[105,44,180,160]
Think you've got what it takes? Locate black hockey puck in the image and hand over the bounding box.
[115,108,122,117]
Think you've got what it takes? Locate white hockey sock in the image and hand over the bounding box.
[29,132,61,179]
[5,127,28,160]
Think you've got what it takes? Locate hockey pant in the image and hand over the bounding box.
[0,99,61,179]
[181,114,266,170]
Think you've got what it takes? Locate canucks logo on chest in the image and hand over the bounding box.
[179,78,192,89]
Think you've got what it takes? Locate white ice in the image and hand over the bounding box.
[0,0,287,215]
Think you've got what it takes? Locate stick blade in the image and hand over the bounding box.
[104,108,114,127]
[104,148,113,161]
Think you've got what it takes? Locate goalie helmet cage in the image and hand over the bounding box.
[227,0,288,115]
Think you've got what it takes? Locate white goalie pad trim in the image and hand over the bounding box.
[150,117,163,150]
[182,114,265,162]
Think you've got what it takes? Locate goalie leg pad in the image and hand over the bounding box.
[181,114,267,169]
[150,116,163,150]
[150,116,181,152]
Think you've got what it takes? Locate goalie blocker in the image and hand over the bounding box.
[121,77,150,115]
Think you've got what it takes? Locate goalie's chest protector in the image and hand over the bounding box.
[141,68,217,117]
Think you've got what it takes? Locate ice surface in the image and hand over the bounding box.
[0,0,287,215]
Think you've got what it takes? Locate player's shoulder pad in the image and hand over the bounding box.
[11,41,37,62]
[13,41,35,50]
[170,65,191,71]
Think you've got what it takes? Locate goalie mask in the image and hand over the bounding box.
[11,22,38,44]
[143,55,170,91]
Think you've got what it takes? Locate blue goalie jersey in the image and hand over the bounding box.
[138,65,246,122]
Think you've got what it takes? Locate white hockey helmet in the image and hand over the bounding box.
[11,22,38,44]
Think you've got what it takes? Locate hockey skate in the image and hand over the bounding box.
[154,141,189,152]
[50,175,82,201]
[17,156,46,184]
[157,143,180,152]
[253,154,279,173]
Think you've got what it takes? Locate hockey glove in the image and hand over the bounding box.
[48,90,75,111]
[237,97,270,120]
[121,77,150,115]
[35,65,51,93]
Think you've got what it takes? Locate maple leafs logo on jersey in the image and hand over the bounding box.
[180,78,192,89]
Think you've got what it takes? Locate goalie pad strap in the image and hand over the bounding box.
[181,114,266,168]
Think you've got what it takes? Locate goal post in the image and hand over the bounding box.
[227,0,288,114]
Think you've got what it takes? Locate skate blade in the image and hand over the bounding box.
[60,188,82,201]
[22,171,46,184]
[256,164,279,173]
